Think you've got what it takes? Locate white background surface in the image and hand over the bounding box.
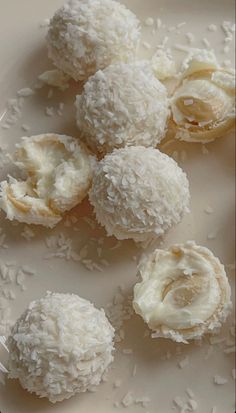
[0,1,235,412]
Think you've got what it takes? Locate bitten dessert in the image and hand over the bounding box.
[0,134,93,227]
[133,241,232,343]
[170,49,235,143]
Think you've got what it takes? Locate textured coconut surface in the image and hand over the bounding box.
[0,0,235,412]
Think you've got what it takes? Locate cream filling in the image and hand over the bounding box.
[171,78,233,126]
[133,244,222,331]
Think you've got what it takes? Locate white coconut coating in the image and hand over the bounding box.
[76,61,169,154]
[47,0,140,81]
[7,292,114,403]
[89,146,190,242]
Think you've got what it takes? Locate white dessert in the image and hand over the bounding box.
[180,48,219,76]
[171,50,235,143]
[7,292,114,402]
[151,48,176,80]
[133,241,232,343]
[47,0,140,81]
[76,61,169,154]
[89,146,190,242]
[0,134,93,227]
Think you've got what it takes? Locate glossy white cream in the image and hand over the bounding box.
[0,134,94,227]
[171,54,235,143]
[133,242,232,343]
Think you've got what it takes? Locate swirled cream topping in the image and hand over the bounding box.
[170,51,235,143]
[0,134,94,228]
[133,241,232,343]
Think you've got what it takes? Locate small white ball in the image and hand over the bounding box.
[89,146,190,242]
[7,292,114,402]
[47,0,140,81]
[76,61,169,154]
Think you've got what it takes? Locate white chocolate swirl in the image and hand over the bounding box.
[0,134,93,228]
[171,66,235,143]
[133,241,232,343]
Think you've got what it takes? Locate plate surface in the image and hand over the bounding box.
[0,1,235,412]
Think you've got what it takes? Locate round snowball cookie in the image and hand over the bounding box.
[133,241,232,343]
[89,146,190,242]
[47,0,140,81]
[7,292,114,403]
[76,61,169,154]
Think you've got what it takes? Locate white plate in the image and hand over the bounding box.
[0,1,235,412]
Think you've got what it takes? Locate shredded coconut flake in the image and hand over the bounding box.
[202,38,211,48]
[208,24,218,32]
[185,32,195,44]
[145,17,154,27]
[186,388,195,399]
[178,355,190,369]
[204,206,214,214]
[207,230,218,240]
[122,391,134,407]
[38,70,70,91]
[151,48,176,80]
[224,346,236,354]
[114,379,122,388]
[17,88,34,97]
[21,124,30,132]
[39,18,50,28]
[142,41,152,49]
[213,375,228,385]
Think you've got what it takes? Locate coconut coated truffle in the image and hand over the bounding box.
[89,146,190,242]
[76,61,169,154]
[47,0,140,81]
[7,292,114,403]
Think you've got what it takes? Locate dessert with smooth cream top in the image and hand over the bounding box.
[0,134,93,227]
[171,50,235,143]
[133,241,232,343]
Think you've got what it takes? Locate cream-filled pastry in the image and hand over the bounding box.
[133,241,232,343]
[0,134,93,227]
[170,49,235,143]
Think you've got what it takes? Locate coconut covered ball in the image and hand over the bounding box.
[47,0,140,81]
[7,292,114,403]
[89,146,190,242]
[76,61,169,154]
